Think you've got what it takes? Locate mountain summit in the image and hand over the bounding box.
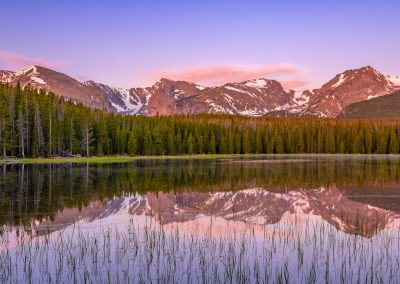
[302,66,400,117]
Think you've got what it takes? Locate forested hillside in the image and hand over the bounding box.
[1,83,400,158]
[340,90,400,119]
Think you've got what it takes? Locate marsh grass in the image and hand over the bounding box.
[0,215,399,283]
[1,154,260,165]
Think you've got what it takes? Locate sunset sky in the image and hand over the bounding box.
[1,0,399,89]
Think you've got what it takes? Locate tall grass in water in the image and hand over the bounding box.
[0,215,399,283]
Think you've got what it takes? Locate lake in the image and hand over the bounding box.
[1,156,400,283]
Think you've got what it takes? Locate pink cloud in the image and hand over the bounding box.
[147,63,305,86]
[0,50,67,70]
[281,80,309,89]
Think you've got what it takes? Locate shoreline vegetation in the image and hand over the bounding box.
[1,153,400,164]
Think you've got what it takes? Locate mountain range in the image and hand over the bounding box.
[1,65,399,118]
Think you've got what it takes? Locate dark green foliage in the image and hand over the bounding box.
[127,132,138,155]
[389,130,399,154]
[1,83,400,157]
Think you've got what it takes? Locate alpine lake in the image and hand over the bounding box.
[1,155,400,283]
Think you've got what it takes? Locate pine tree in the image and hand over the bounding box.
[317,128,325,153]
[274,132,284,154]
[255,130,263,153]
[299,128,306,153]
[144,128,153,155]
[377,134,388,154]
[17,108,26,157]
[325,128,336,154]
[339,141,346,153]
[197,135,204,154]
[208,134,216,154]
[234,132,241,154]
[175,129,182,154]
[152,129,164,155]
[352,132,363,154]
[187,134,195,154]
[227,130,234,154]
[285,131,293,153]
[389,130,399,154]
[167,131,175,155]
[128,132,138,156]
[96,142,103,156]
[219,133,227,154]
[81,121,93,157]
[242,130,251,154]
[365,129,373,154]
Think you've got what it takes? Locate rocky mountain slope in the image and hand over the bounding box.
[1,65,399,118]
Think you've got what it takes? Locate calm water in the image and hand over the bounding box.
[1,156,400,283]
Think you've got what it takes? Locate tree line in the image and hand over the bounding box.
[1,83,400,158]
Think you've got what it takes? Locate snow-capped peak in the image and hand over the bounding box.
[11,65,47,86]
[15,65,38,77]
[244,78,271,88]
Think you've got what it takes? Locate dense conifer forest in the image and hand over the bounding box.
[1,83,400,158]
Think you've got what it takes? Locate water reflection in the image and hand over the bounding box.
[1,156,400,283]
[1,156,400,228]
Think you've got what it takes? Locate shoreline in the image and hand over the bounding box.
[1,153,400,164]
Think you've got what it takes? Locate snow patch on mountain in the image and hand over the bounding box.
[332,73,346,89]
[0,70,15,82]
[224,85,247,94]
[15,66,36,77]
[367,94,381,100]
[206,99,235,114]
[116,88,143,114]
[240,108,266,116]
[83,81,144,115]
[292,91,310,106]
[244,78,270,88]
[386,74,400,87]
[273,103,292,111]
[31,76,45,85]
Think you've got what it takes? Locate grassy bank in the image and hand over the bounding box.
[0,154,255,164]
[1,153,400,164]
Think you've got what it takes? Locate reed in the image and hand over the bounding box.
[0,215,399,283]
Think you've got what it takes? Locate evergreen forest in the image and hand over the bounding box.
[1,83,400,158]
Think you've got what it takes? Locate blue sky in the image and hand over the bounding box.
[0,0,399,89]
